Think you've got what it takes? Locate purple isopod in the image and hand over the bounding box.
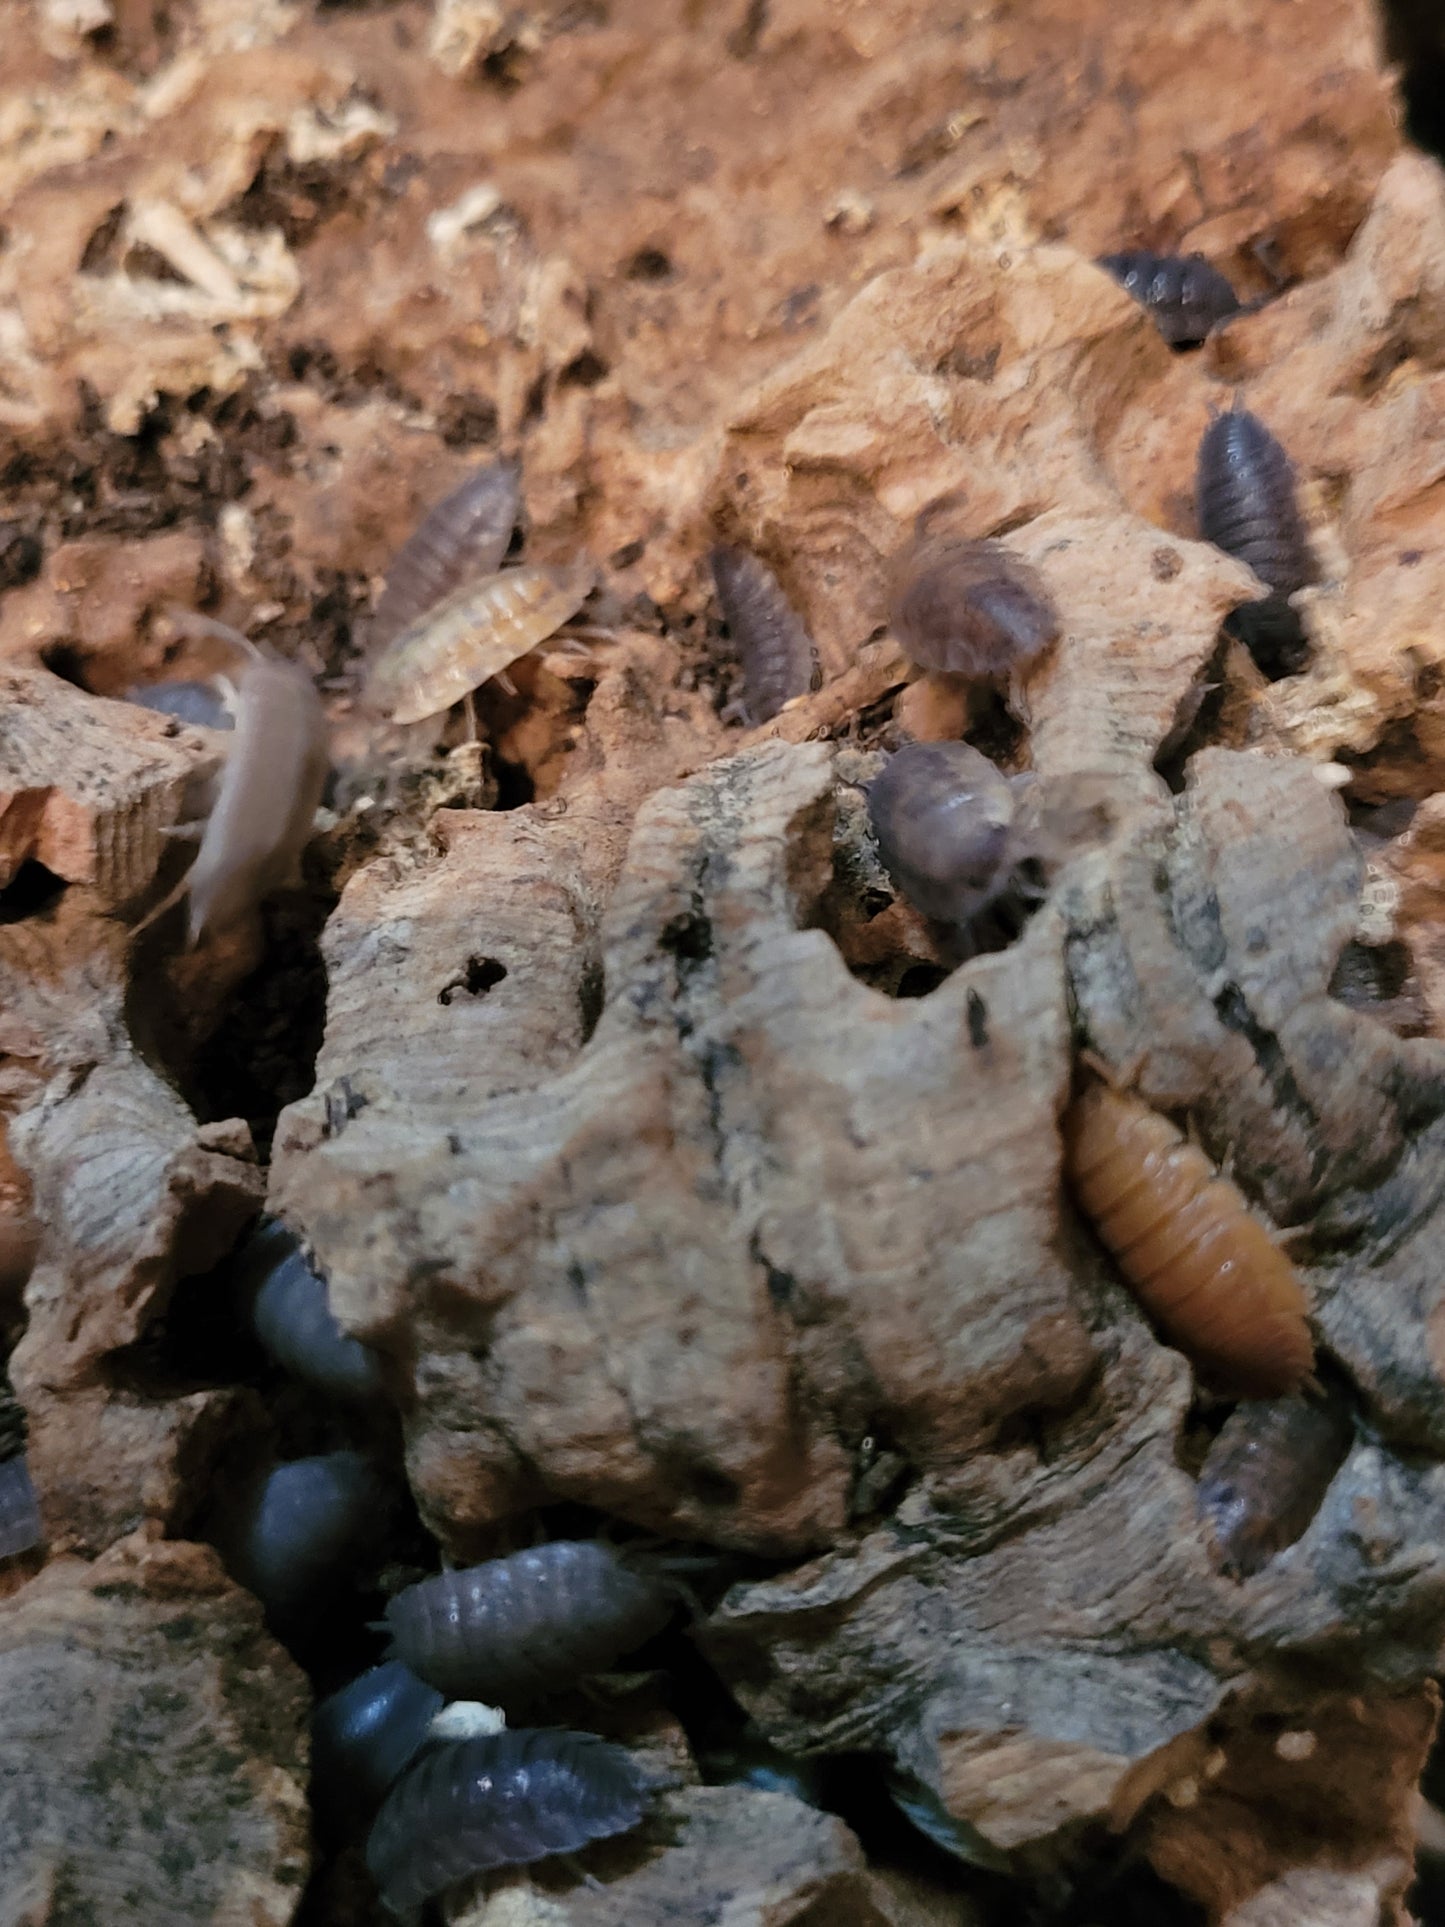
[708,545,819,722]
[235,1217,385,1405]
[368,457,522,653]
[1197,1393,1354,1579]
[383,1539,675,1702]
[889,535,1060,681]
[867,740,1043,958]
[365,1727,663,1912]
[0,1373,39,1560]
[311,1660,444,1834]
[1196,404,1317,679]
[1097,250,1241,347]
[223,1449,389,1625]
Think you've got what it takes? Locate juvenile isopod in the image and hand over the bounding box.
[126,678,236,731]
[1062,1079,1314,1397]
[866,741,1044,958]
[1197,1391,1353,1578]
[311,1660,444,1834]
[383,1538,674,1702]
[368,458,522,653]
[221,1449,390,1626]
[889,535,1060,681]
[136,626,329,945]
[365,1726,664,1912]
[708,545,818,722]
[0,1373,40,1560]
[234,1217,385,1405]
[1097,250,1241,347]
[363,561,595,726]
[1196,404,1316,678]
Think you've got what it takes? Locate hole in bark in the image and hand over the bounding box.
[558,349,611,389]
[38,642,90,690]
[1384,0,1445,160]
[624,247,674,282]
[438,955,508,1005]
[688,1465,741,1508]
[1329,938,1431,1036]
[896,963,949,999]
[0,522,41,591]
[0,861,66,923]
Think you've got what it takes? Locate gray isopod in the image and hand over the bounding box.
[223,1449,389,1625]
[0,1373,39,1560]
[235,1217,385,1404]
[1098,249,1241,347]
[1196,404,1317,678]
[368,457,522,652]
[383,1538,675,1702]
[127,679,237,730]
[708,545,819,722]
[365,1727,663,1913]
[889,535,1059,681]
[311,1660,444,1834]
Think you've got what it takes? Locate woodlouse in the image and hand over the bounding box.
[866,741,1043,953]
[708,544,819,722]
[1062,1079,1315,1397]
[311,1661,444,1833]
[368,457,522,653]
[365,1727,663,1913]
[383,1538,674,1702]
[1097,250,1241,347]
[1197,1392,1353,1578]
[889,535,1060,681]
[224,1449,389,1625]
[1196,404,1316,678]
[0,1374,39,1560]
[126,679,236,731]
[235,1217,385,1405]
[363,560,595,726]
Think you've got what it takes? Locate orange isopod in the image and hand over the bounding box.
[1061,1080,1314,1397]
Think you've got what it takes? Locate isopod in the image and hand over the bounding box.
[363,561,595,726]
[0,1374,39,1560]
[383,1538,674,1702]
[1062,1079,1314,1397]
[126,678,236,731]
[368,457,522,653]
[1197,1391,1353,1578]
[708,545,818,722]
[235,1217,385,1405]
[889,535,1060,680]
[365,1727,663,1912]
[867,740,1043,955]
[311,1660,444,1833]
[1196,404,1316,678]
[1097,250,1241,347]
[222,1449,390,1625]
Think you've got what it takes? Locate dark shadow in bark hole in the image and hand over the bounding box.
[0,861,66,924]
[1383,0,1445,161]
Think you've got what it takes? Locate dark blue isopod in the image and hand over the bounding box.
[126,679,236,730]
[224,1450,389,1625]
[1196,405,1316,678]
[0,1451,41,1560]
[235,1217,385,1404]
[365,1727,663,1913]
[708,545,819,722]
[383,1538,675,1702]
[1098,250,1241,347]
[311,1660,444,1835]
[369,457,522,652]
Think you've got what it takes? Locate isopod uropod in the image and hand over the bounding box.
[383,1538,675,1702]
[1196,1391,1353,1578]
[866,740,1044,956]
[365,1727,664,1913]
[888,535,1060,681]
[1062,1079,1315,1397]
[708,544,819,722]
[1097,250,1241,347]
[0,1373,40,1561]
[1195,404,1316,678]
[234,1217,386,1405]
[363,560,596,726]
[368,457,522,653]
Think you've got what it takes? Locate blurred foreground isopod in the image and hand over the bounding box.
[1197,1392,1353,1578]
[368,458,522,652]
[363,561,595,726]
[1062,1079,1314,1397]
[889,535,1060,681]
[384,1538,674,1702]
[1196,404,1316,678]
[708,545,818,722]
[1097,250,1241,347]
[235,1217,385,1405]
[311,1660,444,1834]
[365,1727,664,1913]
[0,1374,40,1560]
[222,1449,390,1626]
